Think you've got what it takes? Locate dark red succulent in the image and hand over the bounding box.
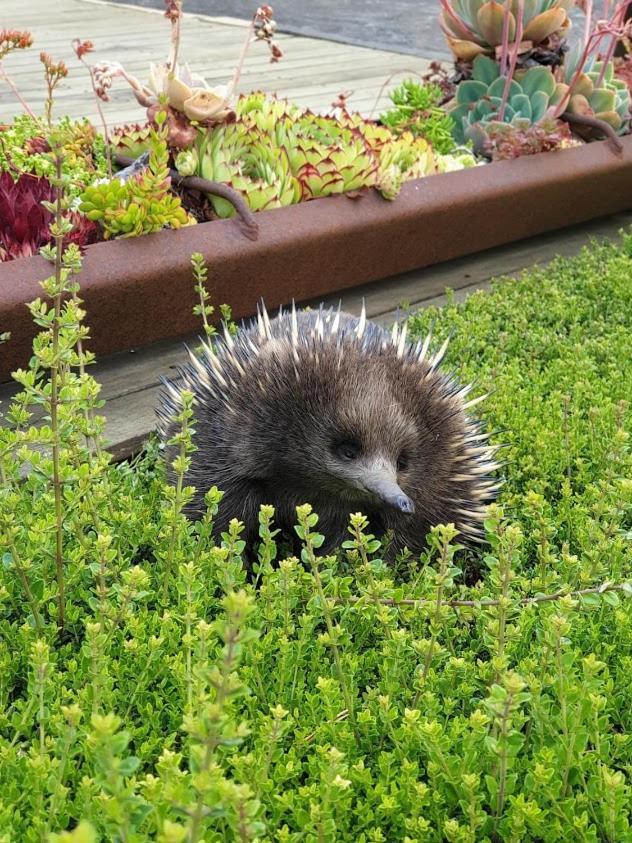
[25,136,51,155]
[0,171,99,262]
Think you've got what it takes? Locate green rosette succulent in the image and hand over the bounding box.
[562,58,630,135]
[178,93,478,211]
[192,124,299,217]
[288,130,378,199]
[238,142,301,211]
[450,55,562,144]
[110,123,154,160]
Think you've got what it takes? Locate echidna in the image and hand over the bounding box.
[158,304,501,561]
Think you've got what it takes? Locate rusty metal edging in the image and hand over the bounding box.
[1,135,631,382]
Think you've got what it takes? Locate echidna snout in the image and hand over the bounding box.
[158,303,501,562]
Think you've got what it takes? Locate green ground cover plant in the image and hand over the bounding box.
[0,233,630,840]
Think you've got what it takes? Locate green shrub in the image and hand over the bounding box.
[0,240,630,840]
[380,80,457,154]
[0,115,107,197]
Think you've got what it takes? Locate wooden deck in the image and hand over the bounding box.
[1,211,629,460]
[2,0,631,459]
[1,0,431,125]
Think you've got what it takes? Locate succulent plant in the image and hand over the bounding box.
[0,171,54,261]
[148,62,232,123]
[481,117,577,158]
[379,80,457,154]
[180,94,475,213]
[561,57,630,134]
[111,123,154,160]
[449,55,562,144]
[0,115,108,196]
[0,171,98,262]
[80,122,193,238]
[285,125,378,199]
[195,123,300,218]
[440,0,572,67]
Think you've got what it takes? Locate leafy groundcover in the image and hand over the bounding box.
[1,241,631,842]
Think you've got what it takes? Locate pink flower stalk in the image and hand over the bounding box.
[555,0,632,115]
[498,0,525,122]
[73,39,113,178]
[499,0,514,76]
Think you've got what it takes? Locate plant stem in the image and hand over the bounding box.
[162,426,187,605]
[188,627,238,842]
[498,0,524,122]
[7,540,44,631]
[492,693,513,835]
[334,581,629,609]
[412,535,449,709]
[51,153,65,631]
[78,51,113,179]
[304,529,359,740]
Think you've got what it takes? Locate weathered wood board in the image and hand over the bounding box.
[2,211,629,460]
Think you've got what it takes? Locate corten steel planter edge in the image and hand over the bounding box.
[1,135,631,382]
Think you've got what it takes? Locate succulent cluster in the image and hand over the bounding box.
[481,117,575,159]
[0,115,108,196]
[562,58,631,135]
[169,93,475,216]
[451,52,631,149]
[379,79,457,153]
[80,120,193,239]
[440,0,572,68]
[442,0,632,150]
[449,56,564,145]
[0,171,97,262]
[110,122,153,161]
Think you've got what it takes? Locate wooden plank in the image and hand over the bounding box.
[2,210,629,460]
[1,0,428,125]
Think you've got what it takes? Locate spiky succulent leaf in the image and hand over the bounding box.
[0,171,98,261]
[111,124,153,161]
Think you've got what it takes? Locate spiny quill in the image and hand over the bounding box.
[158,302,503,567]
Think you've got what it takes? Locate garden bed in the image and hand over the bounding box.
[2,236,631,839]
[2,133,632,382]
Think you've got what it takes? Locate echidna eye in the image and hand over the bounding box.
[336,441,359,461]
[397,453,409,472]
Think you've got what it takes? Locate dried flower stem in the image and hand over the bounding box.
[167,1,184,72]
[73,41,113,179]
[0,65,38,119]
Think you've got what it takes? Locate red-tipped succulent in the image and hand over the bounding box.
[0,172,98,262]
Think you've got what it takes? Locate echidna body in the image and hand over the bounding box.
[158,305,501,558]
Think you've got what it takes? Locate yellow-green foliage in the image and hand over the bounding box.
[171,93,476,217]
[0,240,630,840]
[80,117,192,239]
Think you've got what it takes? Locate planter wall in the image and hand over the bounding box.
[1,135,632,382]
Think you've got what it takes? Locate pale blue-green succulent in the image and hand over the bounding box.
[450,55,562,144]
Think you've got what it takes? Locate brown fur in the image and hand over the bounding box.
[158,306,500,560]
